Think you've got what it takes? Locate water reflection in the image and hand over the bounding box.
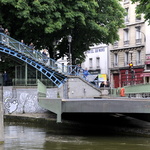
[4,125,45,150]
[4,123,150,150]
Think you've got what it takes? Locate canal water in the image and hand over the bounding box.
[2,115,150,150]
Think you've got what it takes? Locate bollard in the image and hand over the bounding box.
[0,86,4,144]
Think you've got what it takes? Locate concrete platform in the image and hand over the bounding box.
[38,97,150,123]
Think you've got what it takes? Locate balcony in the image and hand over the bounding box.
[124,40,129,46]
[124,18,129,23]
[113,42,118,48]
[136,39,142,45]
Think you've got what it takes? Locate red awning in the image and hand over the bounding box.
[140,73,150,77]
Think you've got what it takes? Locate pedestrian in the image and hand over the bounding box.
[100,81,105,87]
[29,42,35,53]
[21,40,25,45]
[42,49,48,63]
[4,28,10,46]
[4,28,10,36]
[20,39,25,51]
[83,68,89,80]
[3,71,8,86]
[29,42,34,49]
[76,64,82,75]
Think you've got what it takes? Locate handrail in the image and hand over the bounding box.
[0,33,73,75]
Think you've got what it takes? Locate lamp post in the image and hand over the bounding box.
[67,35,72,65]
[53,41,56,60]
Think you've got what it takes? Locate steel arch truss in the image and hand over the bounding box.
[0,45,67,87]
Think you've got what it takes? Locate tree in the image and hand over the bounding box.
[131,0,150,24]
[0,0,125,64]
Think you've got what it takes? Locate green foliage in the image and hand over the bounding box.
[131,0,150,24]
[0,0,125,64]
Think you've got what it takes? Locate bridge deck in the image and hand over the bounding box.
[38,97,150,122]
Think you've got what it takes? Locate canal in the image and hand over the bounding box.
[2,114,150,150]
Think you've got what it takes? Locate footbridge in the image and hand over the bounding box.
[0,33,70,87]
[37,80,150,123]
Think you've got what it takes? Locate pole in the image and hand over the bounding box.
[0,86,4,144]
[67,35,72,65]
[69,43,72,65]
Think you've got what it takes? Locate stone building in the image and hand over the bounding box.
[109,0,150,88]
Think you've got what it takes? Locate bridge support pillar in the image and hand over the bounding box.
[0,86,4,144]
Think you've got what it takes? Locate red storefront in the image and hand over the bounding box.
[120,68,144,87]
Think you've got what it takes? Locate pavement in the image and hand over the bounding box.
[4,112,57,121]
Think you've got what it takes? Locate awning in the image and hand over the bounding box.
[145,61,150,64]
[140,72,150,77]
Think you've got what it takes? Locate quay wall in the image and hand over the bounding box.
[3,86,57,115]
[0,87,4,143]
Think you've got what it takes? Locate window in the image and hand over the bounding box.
[96,57,100,68]
[146,64,150,70]
[113,41,118,48]
[125,52,129,66]
[114,53,118,67]
[124,28,129,45]
[135,27,141,44]
[89,58,93,69]
[124,8,129,22]
[136,50,141,65]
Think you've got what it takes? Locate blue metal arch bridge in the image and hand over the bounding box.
[0,33,80,87]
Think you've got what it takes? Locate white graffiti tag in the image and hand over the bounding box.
[4,97,18,114]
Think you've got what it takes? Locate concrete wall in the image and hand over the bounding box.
[3,86,57,114]
[0,87,4,143]
[58,77,101,99]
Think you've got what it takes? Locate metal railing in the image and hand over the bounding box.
[0,33,76,76]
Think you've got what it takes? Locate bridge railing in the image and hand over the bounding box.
[0,33,71,75]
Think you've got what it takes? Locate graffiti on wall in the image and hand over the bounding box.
[4,89,18,114]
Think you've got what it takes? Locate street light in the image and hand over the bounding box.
[67,35,72,65]
[53,41,56,59]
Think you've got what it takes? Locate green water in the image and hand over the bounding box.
[3,122,150,150]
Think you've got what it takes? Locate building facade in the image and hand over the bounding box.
[109,0,150,88]
[81,44,109,77]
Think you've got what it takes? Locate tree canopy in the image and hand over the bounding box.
[131,0,150,24]
[0,0,125,64]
